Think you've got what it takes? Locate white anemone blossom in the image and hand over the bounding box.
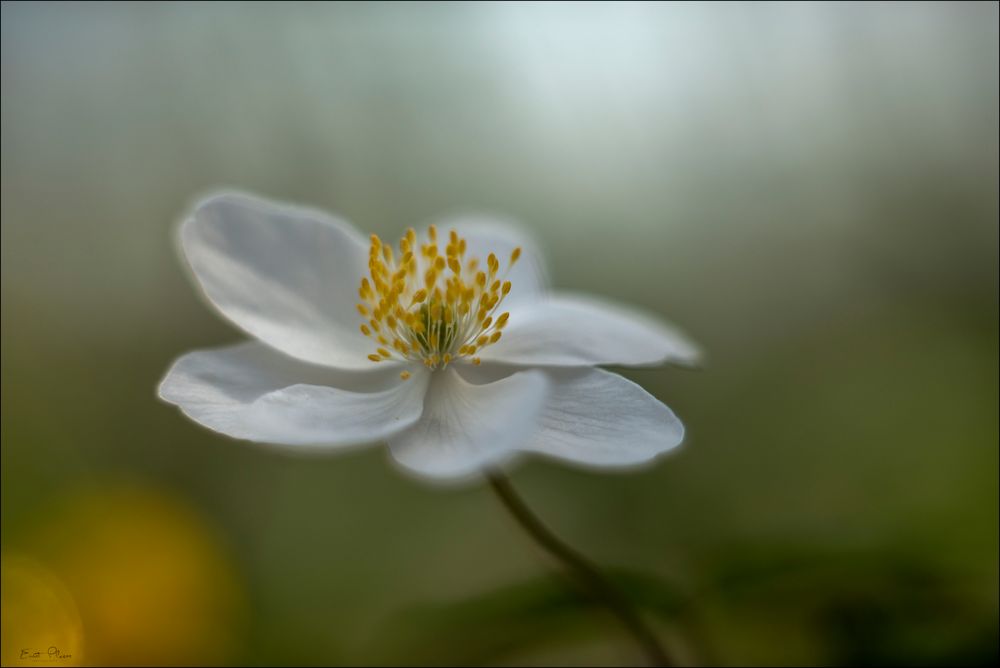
[159,193,701,480]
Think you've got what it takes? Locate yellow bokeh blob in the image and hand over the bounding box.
[1,554,84,666]
[5,482,243,666]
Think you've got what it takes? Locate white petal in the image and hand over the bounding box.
[521,368,684,467]
[387,367,549,480]
[478,293,702,367]
[158,342,427,448]
[180,192,379,370]
[431,216,548,306]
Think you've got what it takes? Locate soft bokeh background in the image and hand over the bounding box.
[2,2,997,665]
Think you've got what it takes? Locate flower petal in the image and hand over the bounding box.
[387,367,549,480]
[158,342,427,448]
[180,192,379,370]
[431,216,548,306]
[478,293,702,367]
[521,367,684,467]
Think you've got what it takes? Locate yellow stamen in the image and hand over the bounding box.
[358,225,517,368]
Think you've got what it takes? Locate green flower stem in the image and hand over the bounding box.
[486,471,673,667]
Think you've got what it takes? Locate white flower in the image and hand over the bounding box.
[158,192,701,481]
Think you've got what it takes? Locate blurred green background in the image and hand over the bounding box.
[2,2,997,665]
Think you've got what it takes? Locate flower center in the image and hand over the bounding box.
[358,225,520,378]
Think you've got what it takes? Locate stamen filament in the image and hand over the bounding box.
[359,229,518,369]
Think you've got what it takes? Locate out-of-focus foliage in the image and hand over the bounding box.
[2,2,997,665]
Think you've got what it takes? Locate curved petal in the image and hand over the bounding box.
[387,367,549,480]
[520,368,684,467]
[478,293,702,368]
[430,216,548,306]
[180,192,378,370]
[158,342,428,448]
